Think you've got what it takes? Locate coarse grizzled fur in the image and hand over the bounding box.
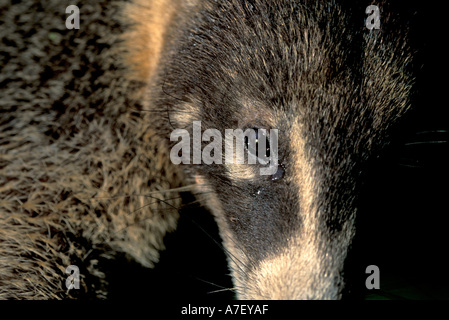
[1,0,414,299]
[0,0,184,299]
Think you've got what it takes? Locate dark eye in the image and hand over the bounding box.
[244,128,270,158]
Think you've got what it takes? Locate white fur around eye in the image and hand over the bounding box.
[225,163,258,181]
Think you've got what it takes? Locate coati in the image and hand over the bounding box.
[7,0,445,300]
[123,0,414,299]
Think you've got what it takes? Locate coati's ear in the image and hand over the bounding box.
[121,0,197,84]
[120,0,171,82]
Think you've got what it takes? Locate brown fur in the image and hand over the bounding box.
[122,0,199,84]
[0,0,184,299]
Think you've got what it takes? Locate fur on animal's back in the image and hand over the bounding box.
[0,0,185,299]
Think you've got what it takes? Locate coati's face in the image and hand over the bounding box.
[156,0,413,299]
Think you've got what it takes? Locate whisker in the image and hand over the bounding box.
[207,288,236,294]
[188,217,251,283]
[193,276,232,291]
[191,182,258,274]
[404,141,447,146]
[82,183,248,297]
[397,163,423,168]
[128,107,161,114]
[83,186,216,248]
[414,130,448,135]
[87,185,198,200]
